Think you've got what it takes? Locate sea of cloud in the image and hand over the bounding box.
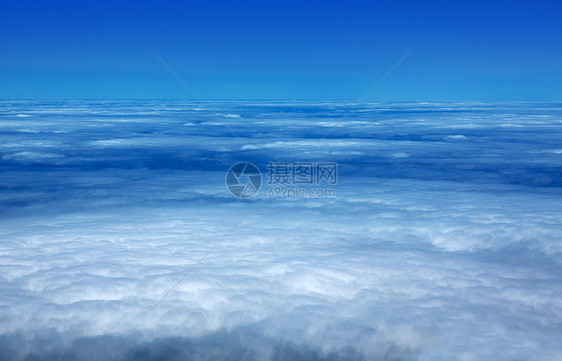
[0,100,561,360]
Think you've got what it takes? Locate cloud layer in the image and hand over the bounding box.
[1,100,561,360]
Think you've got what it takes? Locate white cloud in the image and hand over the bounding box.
[1,100,561,360]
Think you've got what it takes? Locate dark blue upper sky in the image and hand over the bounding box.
[1,0,561,100]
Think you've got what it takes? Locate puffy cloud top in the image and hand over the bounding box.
[1,100,561,360]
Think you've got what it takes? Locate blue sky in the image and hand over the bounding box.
[1,0,561,100]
